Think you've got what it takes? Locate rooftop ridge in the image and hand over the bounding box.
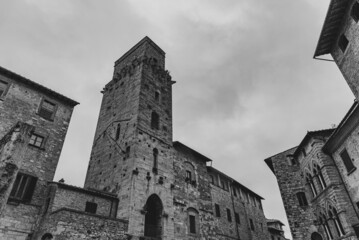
[114,36,165,66]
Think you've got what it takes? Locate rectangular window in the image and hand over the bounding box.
[233,187,237,197]
[189,215,196,234]
[226,208,232,222]
[210,175,214,184]
[10,173,37,202]
[235,212,240,224]
[38,99,57,121]
[29,133,45,148]
[340,149,356,173]
[0,80,9,98]
[250,219,255,231]
[296,192,308,206]
[215,204,220,217]
[338,34,349,53]
[85,201,98,214]
[352,2,359,22]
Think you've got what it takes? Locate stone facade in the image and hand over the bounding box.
[314,0,359,99]
[266,130,359,240]
[0,37,275,239]
[267,219,287,240]
[84,36,272,240]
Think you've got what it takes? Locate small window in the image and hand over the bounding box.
[352,1,359,22]
[189,215,196,234]
[226,208,232,222]
[155,91,160,102]
[233,187,237,197]
[115,124,121,140]
[215,204,220,217]
[340,149,356,173]
[125,146,130,159]
[151,111,160,130]
[10,173,37,202]
[186,170,192,181]
[250,219,255,231]
[210,175,214,184]
[153,148,158,172]
[38,99,57,121]
[235,212,240,224]
[338,34,349,53]
[0,80,9,98]
[296,192,308,206]
[85,201,97,214]
[29,133,45,148]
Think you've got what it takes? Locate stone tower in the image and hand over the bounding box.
[84,37,175,239]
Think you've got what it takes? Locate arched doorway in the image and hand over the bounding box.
[144,194,163,238]
[311,232,323,240]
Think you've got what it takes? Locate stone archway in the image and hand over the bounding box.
[311,232,323,240]
[144,194,163,238]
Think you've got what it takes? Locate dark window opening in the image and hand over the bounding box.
[189,215,196,234]
[125,146,130,159]
[250,219,255,231]
[0,80,9,98]
[10,173,37,203]
[338,34,349,53]
[38,99,57,121]
[85,201,97,214]
[340,149,356,173]
[226,208,232,222]
[302,149,307,157]
[186,170,192,182]
[155,91,160,102]
[215,204,220,217]
[296,192,308,206]
[210,175,214,184]
[353,224,359,237]
[352,1,359,22]
[235,212,240,224]
[29,133,45,148]
[115,124,121,140]
[233,187,237,197]
[153,148,158,172]
[151,111,160,130]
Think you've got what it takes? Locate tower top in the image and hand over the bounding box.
[115,36,165,67]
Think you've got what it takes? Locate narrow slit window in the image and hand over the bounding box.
[153,148,158,170]
[115,124,121,140]
[338,34,349,53]
[235,212,240,224]
[186,170,192,181]
[151,111,160,130]
[189,215,196,233]
[215,204,220,217]
[226,208,232,222]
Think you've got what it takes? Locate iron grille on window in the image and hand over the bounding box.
[10,173,37,202]
[85,202,98,214]
[29,133,44,148]
[38,99,56,120]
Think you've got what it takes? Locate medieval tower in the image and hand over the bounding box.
[84,37,176,238]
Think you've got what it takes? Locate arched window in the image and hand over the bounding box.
[329,206,345,237]
[144,194,163,238]
[306,173,317,197]
[187,208,199,235]
[311,232,323,240]
[41,233,53,240]
[151,111,160,130]
[153,148,158,173]
[314,164,326,190]
[319,212,333,240]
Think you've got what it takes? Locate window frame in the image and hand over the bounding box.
[37,98,58,121]
[9,172,37,203]
[28,132,46,149]
[339,149,356,174]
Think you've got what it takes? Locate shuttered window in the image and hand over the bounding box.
[10,173,37,202]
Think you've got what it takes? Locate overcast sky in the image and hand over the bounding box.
[0,0,355,238]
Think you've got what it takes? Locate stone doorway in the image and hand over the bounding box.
[311,232,323,240]
[144,194,163,238]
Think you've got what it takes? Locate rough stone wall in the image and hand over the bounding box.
[331,0,359,99]
[0,70,76,239]
[332,124,359,218]
[270,134,359,240]
[51,186,117,218]
[85,38,175,239]
[37,208,128,240]
[172,144,216,240]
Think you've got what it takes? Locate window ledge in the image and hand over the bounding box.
[28,144,45,151]
[347,167,357,176]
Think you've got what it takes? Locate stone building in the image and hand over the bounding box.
[265,130,359,240]
[0,37,276,239]
[267,219,287,240]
